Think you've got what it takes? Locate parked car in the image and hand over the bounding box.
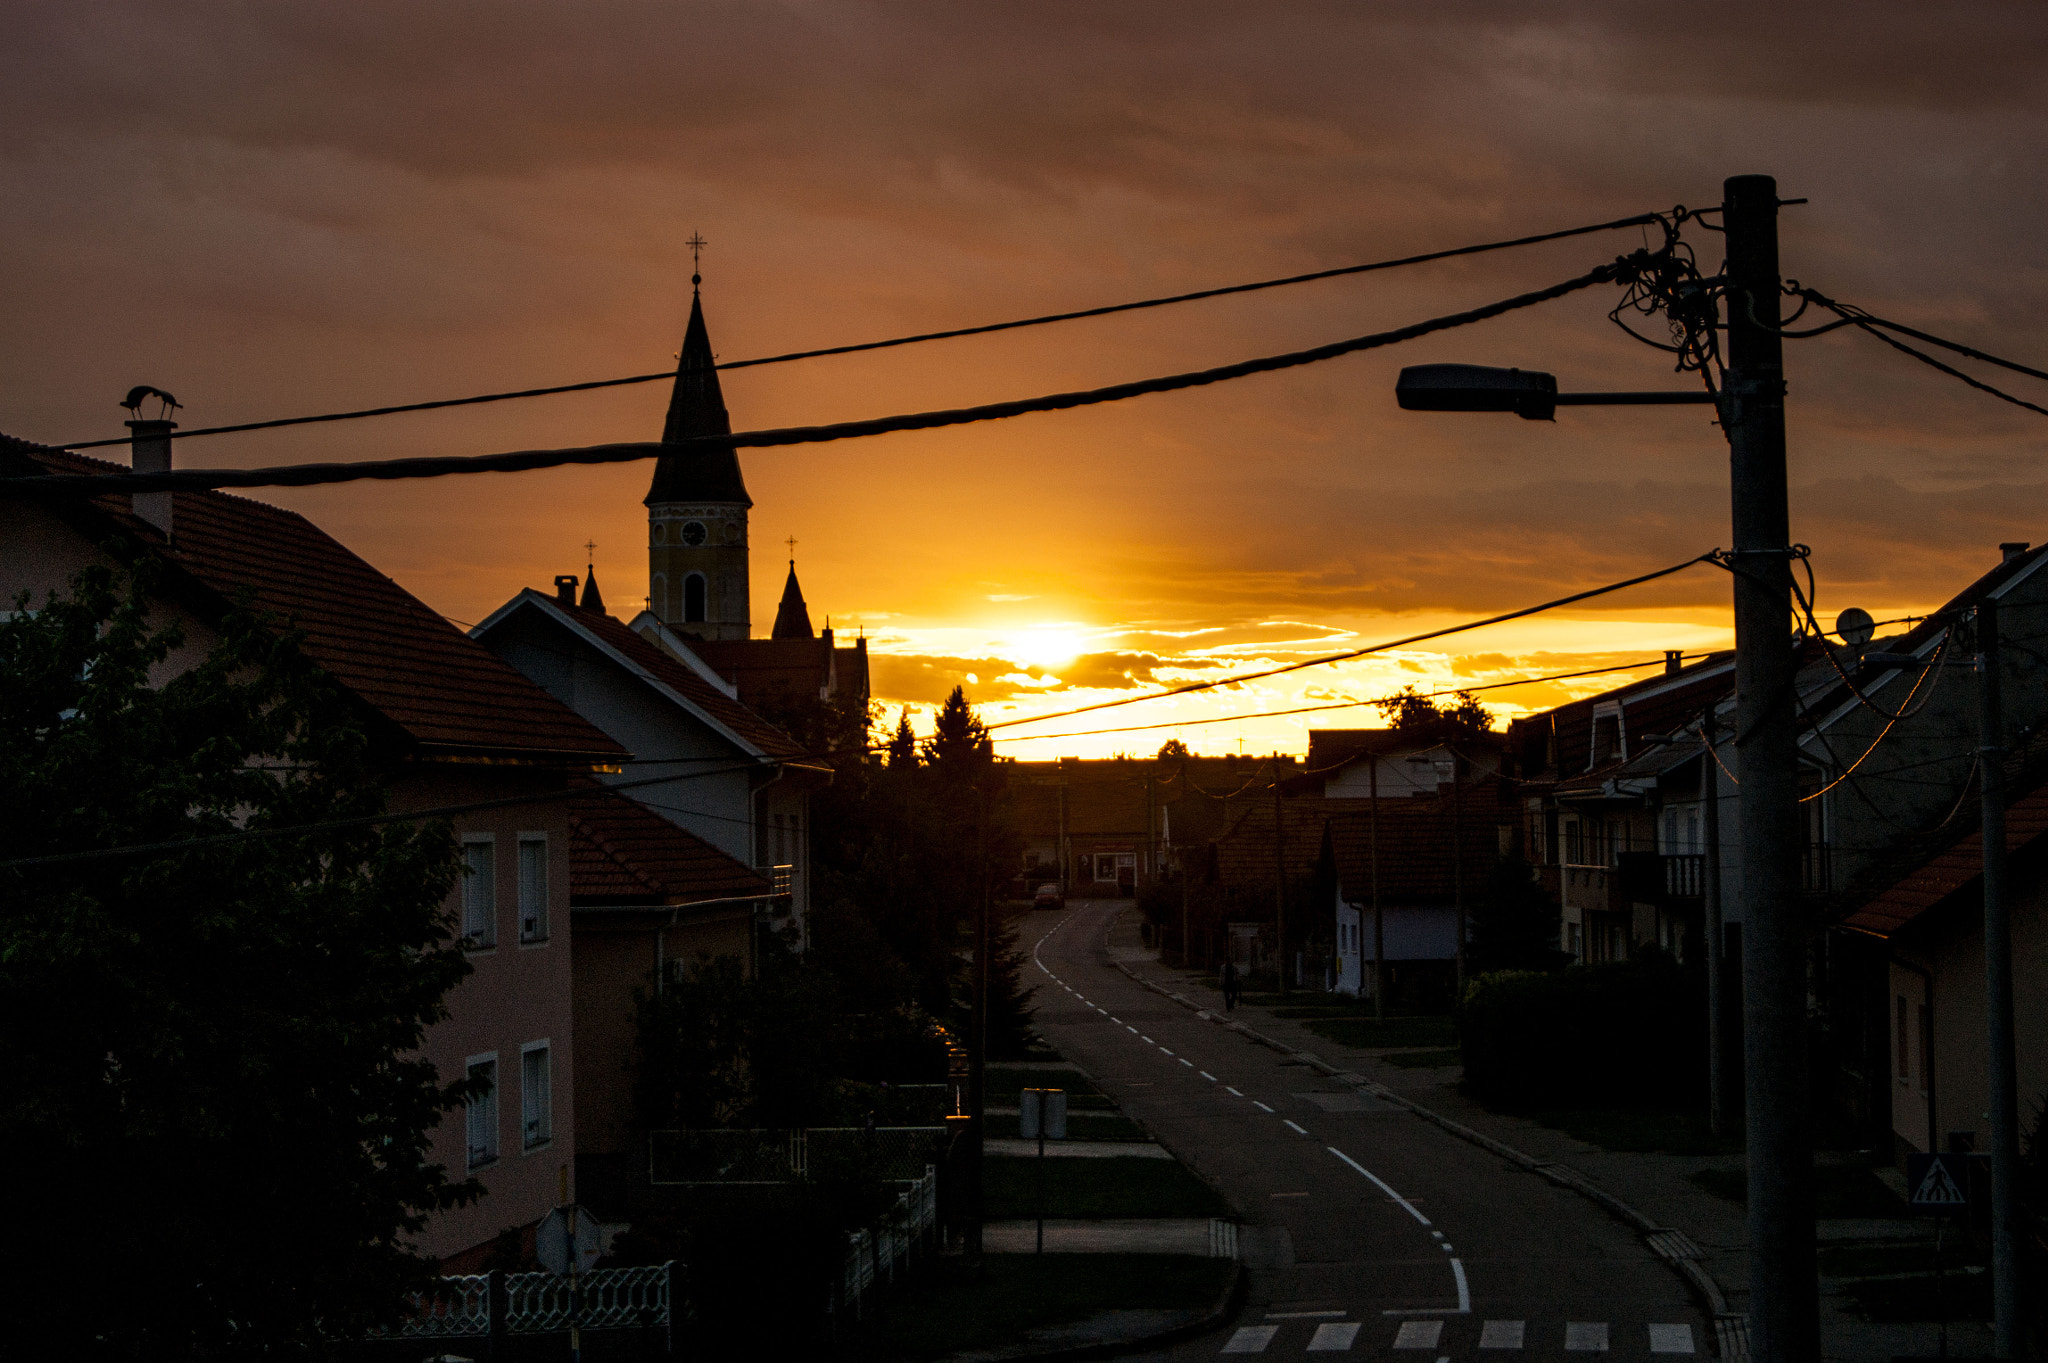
[1033,882,1066,910]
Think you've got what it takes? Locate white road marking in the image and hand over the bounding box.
[1479,1319,1525,1349]
[1141,1036,1154,1044]
[1284,1120,1309,1135]
[1200,1071,1217,1081]
[1253,1101,1275,1112]
[1450,1259,1470,1313]
[1267,1310,1346,1318]
[1180,1058,1195,1067]
[1307,1321,1361,1351]
[1221,1324,1278,1353]
[1439,1243,1455,1252]
[1160,1047,1174,1055]
[1430,1230,1443,1238]
[1225,1086,1243,1096]
[1127,1026,1139,1034]
[1326,1147,1432,1226]
[1648,1323,1696,1354]
[1565,1321,1609,1352]
[1393,1320,1443,1349]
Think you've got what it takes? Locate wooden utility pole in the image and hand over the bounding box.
[1976,598,2022,1356]
[1723,173,1816,1363]
[1370,751,1384,1023]
[1272,752,1288,994]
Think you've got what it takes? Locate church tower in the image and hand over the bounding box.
[646,274,752,641]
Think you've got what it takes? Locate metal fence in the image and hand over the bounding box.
[832,1166,939,1318]
[375,1261,677,1346]
[649,1126,950,1185]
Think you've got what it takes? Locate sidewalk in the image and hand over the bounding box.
[982,1218,1238,1255]
[1104,910,1992,1363]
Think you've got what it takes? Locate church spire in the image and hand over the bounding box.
[771,556,814,640]
[579,542,605,614]
[645,244,752,508]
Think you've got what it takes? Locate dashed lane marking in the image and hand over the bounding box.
[1160,1048,1174,1056]
[1479,1319,1524,1349]
[1220,1324,1278,1353]
[1284,1120,1309,1135]
[1307,1321,1361,1352]
[1393,1320,1443,1350]
[1180,1058,1195,1067]
[1200,1071,1217,1081]
[1225,1086,1243,1096]
[1327,1146,1432,1227]
[1253,1101,1275,1112]
[1565,1321,1609,1352]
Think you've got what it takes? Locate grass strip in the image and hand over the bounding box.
[847,1253,1235,1361]
[984,1155,1229,1220]
[1688,1163,1908,1217]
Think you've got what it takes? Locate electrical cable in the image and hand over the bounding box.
[979,653,1716,746]
[986,551,1719,732]
[53,210,1671,452]
[7,256,1649,497]
[1785,286,2048,419]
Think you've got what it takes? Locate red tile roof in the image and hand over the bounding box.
[1210,792,1511,903]
[4,440,625,761]
[559,605,805,759]
[1840,780,2048,938]
[569,786,770,904]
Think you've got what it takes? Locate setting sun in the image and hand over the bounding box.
[1004,627,1088,671]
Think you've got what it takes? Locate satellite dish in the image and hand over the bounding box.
[1836,607,1875,648]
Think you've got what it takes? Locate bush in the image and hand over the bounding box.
[1458,951,1703,1109]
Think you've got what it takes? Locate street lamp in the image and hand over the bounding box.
[1394,363,1714,421]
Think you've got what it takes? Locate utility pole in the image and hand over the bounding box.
[1976,598,2022,1357]
[1450,751,1466,999]
[1273,752,1288,995]
[965,783,990,1258]
[1723,173,1817,1363]
[1370,751,1384,1024]
[1701,710,1729,1139]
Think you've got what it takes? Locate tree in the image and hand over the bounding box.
[1375,684,1493,742]
[1156,738,1191,761]
[886,708,919,769]
[0,563,475,1355]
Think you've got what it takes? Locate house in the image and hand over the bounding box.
[470,576,825,949]
[1,431,628,1269]
[567,783,774,1215]
[1009,757,1179,895]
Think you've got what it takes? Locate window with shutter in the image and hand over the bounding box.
[466,1057,498,1167]
[461,838,495,947]
[522,1043,551,1148]
[518,837,548,942]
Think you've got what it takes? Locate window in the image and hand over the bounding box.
[683,573,707,623]
[466,1056,499,1167]
[461,838,496,947]
[521,1042,552,1149]
[518,837,548,942]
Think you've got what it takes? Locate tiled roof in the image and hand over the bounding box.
[1210,791,1511,903]
[569,785,770,904]
[1839,775,2048,938]
[561,605,805,759]
[4,440,624,761]
[1008,765,1160,838]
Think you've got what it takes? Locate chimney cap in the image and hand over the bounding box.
[2002,541,2030,562]
[554,574,579,606]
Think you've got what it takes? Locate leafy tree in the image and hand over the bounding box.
[1467,858,1572,973]
[0,562,475,1356]
[1156,738,1191,761]
[1375,684,1493,742]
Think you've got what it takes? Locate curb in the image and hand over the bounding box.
[1107,950,1748,1360]
[938,1260,1249,1363]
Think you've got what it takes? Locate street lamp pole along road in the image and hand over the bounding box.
[1395,174,1819,1362]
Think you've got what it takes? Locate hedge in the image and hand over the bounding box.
[1458,952,1704,1109]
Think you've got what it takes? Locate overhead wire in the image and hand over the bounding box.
[7,254,1656,497]
[52,210,1671,452]
[1784,285,2048,420]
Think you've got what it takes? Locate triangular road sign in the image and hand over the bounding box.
[1910,1155,1967,1207]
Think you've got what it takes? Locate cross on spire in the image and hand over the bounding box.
[687,232,707,291]
[785,534,798,564]
[584,538,597,563]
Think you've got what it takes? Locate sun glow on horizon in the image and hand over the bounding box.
[1003,627,1088,670]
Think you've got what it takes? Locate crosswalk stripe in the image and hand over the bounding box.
[1307,1321,1361,1351]
[1479,1319,1525,1349]
[1393,1320,1443,1349]
[1648,1323,1696,1354]
[1220,1324,1278,1353]
[1565,1321,1609,1352]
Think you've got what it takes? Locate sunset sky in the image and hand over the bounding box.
[6,4,2046,757]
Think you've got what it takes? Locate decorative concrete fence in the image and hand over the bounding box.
[832,1166,940,1319]
[377,1260,678,1348]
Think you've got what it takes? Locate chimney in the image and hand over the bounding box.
[1664,650,1684,674]
[2001,541,2029,563]
[554,574,579,606]
[126,419,176,540]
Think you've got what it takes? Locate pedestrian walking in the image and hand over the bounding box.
[1220,959,1239,1012]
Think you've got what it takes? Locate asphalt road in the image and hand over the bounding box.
[1022,901,1707,1362]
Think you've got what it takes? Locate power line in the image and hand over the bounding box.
[54,210,1669,452]
[983,652,1719,746]
[6,255,1646,497]
[985,551,1720,732]
[1788,286,2048,420]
